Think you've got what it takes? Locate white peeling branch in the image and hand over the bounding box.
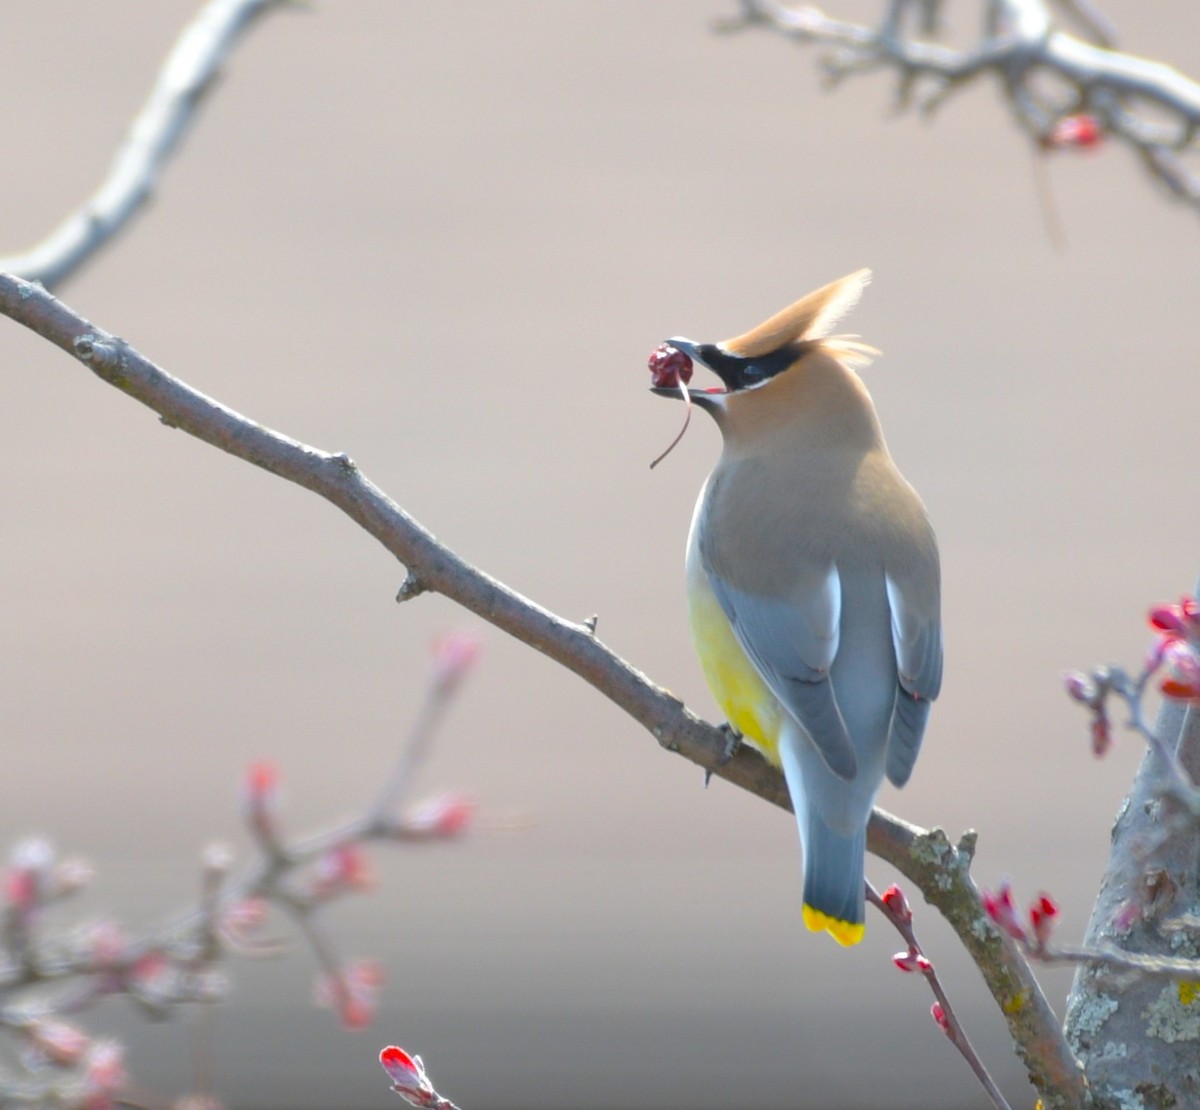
[0,0,290,290]
[721,0,1200,214]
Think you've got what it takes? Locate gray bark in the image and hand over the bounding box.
[1065,693,1200,1108]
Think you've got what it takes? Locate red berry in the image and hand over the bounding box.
[648,343,693,389]
[1045,114,1103,149]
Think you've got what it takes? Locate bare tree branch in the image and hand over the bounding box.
[0,272,1088,1109]
[0,0,290,290]
[719,0,1200,214]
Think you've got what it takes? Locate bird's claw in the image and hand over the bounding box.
[704,723,743,786]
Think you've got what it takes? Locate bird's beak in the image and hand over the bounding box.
[649,337,726,410]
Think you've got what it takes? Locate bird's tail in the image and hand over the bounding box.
[778,723,867,946]
[799,817,866,947]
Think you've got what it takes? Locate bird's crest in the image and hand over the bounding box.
[721,269,876,367]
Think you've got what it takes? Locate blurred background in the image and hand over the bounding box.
[1,2,1198,1106]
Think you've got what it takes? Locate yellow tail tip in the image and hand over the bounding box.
[803,904,865,947]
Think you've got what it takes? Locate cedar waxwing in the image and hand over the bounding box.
[651,270,942,946]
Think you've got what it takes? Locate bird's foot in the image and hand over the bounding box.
[704,724,743,786]
[717,722,743,763]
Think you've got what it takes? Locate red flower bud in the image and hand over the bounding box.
[892,949,933,974]
[880,883,912,924]
[930,1001,951,1035]
[244,761,281,847]
[380,1045,437,1102]
[1160,640,1200,700]
[1029,893,1060,947]
[981,882,1028,943]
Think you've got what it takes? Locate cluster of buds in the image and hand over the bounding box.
[981,881,1060,950]
[1041,113,1104,150]
[880,885,934,975]
[0,629,482,1104]
[1064,595,1200,759]
[1147,597,1200,700]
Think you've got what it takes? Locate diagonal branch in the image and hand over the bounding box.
[0,273,1088,1108]
[0,0,291,290]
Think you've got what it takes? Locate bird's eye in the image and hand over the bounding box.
[739,364,765,386]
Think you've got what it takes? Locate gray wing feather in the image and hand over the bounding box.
[884,572,942,787]
[705,563,858,781]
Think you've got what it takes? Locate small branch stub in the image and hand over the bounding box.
[396,574,427,603]
[73,333,119,368]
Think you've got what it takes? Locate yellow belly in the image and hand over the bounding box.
[687,571,783,766]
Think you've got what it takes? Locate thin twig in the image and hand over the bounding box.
[868,882,1012,1110]
[1033,940,1200,979]
[0,0,292,289]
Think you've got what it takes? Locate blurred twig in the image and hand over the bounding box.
[719,0,1200,214]
[0,0,292,289]
[0,643,479,1105]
